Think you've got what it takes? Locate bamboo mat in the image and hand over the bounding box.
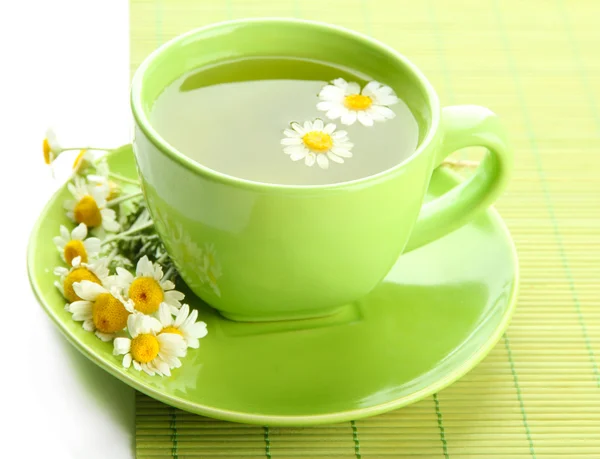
[131,0,600,457]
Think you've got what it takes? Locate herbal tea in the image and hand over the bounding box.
[150,58,419,185]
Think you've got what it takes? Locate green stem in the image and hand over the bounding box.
[164,266,176,281]
[157,252,169,264]
[107,172,140,186]
[101,221,154,246]
[107,191,143,207]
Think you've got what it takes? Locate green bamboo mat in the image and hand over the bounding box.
[131,0,600,457]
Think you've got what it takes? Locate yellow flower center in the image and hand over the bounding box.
[131,334,160,363]
[129,277,164,314]
[302,131,333,153]
[74,195,102,228]
[92,293,130,333]
[161,326,183,336]
[344,94,372,111]
[72,149,88,172]
[43,138,52,164]
[63,268,101,303]
[64,240,87,265]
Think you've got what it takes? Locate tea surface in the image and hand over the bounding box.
[150,57,419,185]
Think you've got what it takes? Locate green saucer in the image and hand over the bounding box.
[28,146,518,426]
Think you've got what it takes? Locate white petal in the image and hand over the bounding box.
[346,82,361,94]
[82,319,95,332]
[72,223,88,240]
[161,280,175,291]
[136,256,153,277]
[84,237,101,255]
[283,128,300,138]
[357,111,374,126]
[305,153,316,166]
[187,321,208,339]
[303,121,312,132]
[174,304,190,328]
[283,145,305,155]
[372,105,396,119]
[116,267,134,285]
[327,152,344,164]
[330,147,353,158]
[376,95,399,106]
[313,119,324,131]
[144,316,163,334]
[132,360,142,371]
[127,313,142,337]
[290,122,305,135]
[280,137,302,146]
[158,303,173,326]
[316,101,332,111]
[290,150,308,161]
[122,353,132,369]
[113,337,131,355]
[317,154,329,169]
[331,130,348,139]
[71,256,82,267]
[366,107,386,121]
[186,337,200,349]
[340,111,357,125]
[53,236,66,250]
[332,78,348,89]
[141,363,155,376]
[323,123,336,134]
[60,225,70,242]
[54,266,68,276]
[362,80,381,96]
[325,107,343,120]
[101,212,120,232]
[74,280,106,301]
[95,331,114,342]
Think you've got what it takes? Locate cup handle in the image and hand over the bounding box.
[404,105,513,252]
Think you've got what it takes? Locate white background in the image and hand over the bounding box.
[0,1,134,458]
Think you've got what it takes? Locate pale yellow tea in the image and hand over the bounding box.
[150,57,419,185]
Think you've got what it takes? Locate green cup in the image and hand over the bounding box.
[131,18,512,322]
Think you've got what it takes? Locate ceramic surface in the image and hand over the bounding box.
[130,19,513,321]
[28,146,518,426]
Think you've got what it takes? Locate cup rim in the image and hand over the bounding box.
[130,17,441,191]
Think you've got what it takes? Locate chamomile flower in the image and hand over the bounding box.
[53,223,101,266]
[157,303,207,349]
[281,119,353,169]
[317,78,399,126]
[54,257,110,303]
[43,127,63,165]
[64,177,120,233]
[113,313,187,376]
[71,148,94,175]
[66,280,134,341]
[87,173,120,201]
[115,255,184,315]
[200,243,222,297]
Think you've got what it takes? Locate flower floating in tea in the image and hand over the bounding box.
[317,78,399,126]
[44,128,208,377]
[281,119,353,169]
